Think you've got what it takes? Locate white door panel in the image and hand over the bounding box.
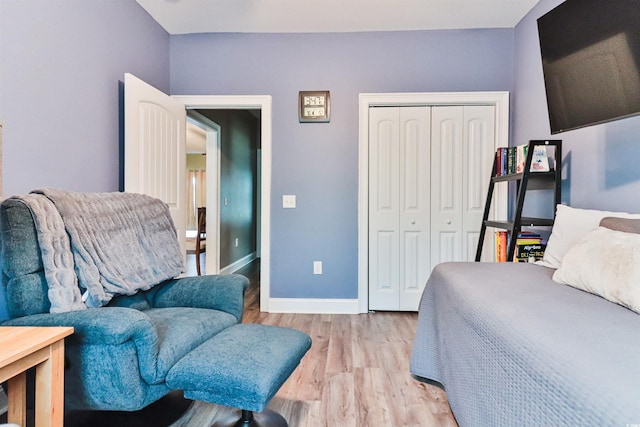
[398,107,430,311]
[463,106,496,263]
[369,107,400,310]
[124,73,187,256]
[369,107,430,311]
[431,107,463,266]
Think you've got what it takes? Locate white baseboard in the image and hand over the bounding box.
[221,252,256,275]
[268,298,360,314]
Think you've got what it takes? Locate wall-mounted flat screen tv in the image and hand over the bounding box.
[537,0,640,134]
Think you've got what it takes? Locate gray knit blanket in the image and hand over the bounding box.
[15,189,185,311]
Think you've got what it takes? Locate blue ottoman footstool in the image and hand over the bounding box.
[166,323,312,427]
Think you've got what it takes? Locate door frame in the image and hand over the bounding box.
[358,91,510,313]
[173,95,272,312]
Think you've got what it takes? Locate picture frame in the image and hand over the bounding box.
[298,91,330,123]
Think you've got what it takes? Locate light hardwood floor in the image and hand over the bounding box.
[172,259,457,427]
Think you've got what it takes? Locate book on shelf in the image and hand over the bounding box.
[515,231,541,243]
[495,231,508,262]
[496,143,553,176]
[516,144,528,173]
[495,147,510,176]
[530,146,550,172]
[507,147,516,175]
[515,242,547,262]
[502,147,508,175]
[514,231,546,262]
[497,147,507,176]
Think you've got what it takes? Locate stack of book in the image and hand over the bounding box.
[494,147,510,176]
[514,231,546,262]
[494,144,550,176]
[495,231,547,262]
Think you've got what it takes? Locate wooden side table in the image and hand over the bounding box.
[0,326,73,427]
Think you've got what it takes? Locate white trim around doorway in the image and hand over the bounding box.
[173,95,272,313]
[357,91,510,313]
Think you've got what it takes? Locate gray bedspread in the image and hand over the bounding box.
[410,262,640,426]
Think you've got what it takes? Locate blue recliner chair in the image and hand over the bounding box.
[0,196,249,411]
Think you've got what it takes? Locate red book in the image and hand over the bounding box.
[495,231,507,262]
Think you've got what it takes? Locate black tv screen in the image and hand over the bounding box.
[537,0,640,134]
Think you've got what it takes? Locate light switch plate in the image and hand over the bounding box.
[313,261,323,275]
[283,195,296,208]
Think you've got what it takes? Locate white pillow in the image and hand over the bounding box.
[537,205,640,269]
[552,227,640,314]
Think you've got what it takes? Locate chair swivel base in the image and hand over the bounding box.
[213,409,288,427]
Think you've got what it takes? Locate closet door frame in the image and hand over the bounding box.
[357,92,509,313]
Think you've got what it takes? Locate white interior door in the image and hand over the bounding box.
[124,73,187,255]
[369,106,431,311]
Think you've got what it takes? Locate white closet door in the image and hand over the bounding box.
[462,106,496,262]
[398,107,431,311]
[369,107,401,310]
[431,105,496,265]
[369,104,495,311]
[369,106,430,311]
[431,106,464,266]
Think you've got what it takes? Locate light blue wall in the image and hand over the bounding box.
[170,30,515,299]
[0,0,170,196]
[513,0,640,214]
[0,0,170,320]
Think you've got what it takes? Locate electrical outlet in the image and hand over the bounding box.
[235,238,239,247]
[313,261,322,275]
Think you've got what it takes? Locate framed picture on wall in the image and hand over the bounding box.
[298,91,330,123]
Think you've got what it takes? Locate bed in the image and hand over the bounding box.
[411,205,640,426]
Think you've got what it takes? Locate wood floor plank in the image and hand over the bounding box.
[288,315,329,401]
[354,367,394,427]
[326,314,352,374]
[320,372,356,427]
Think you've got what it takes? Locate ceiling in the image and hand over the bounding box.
[136,0,540,34]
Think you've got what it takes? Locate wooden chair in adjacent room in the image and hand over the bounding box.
[195,207,206,276]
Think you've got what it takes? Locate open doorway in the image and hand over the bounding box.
[184,113,219,276]
[173,95,271,312]
[124,76,272,311]
[185,109,261,279]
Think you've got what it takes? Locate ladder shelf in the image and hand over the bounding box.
[475,139,562,262]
